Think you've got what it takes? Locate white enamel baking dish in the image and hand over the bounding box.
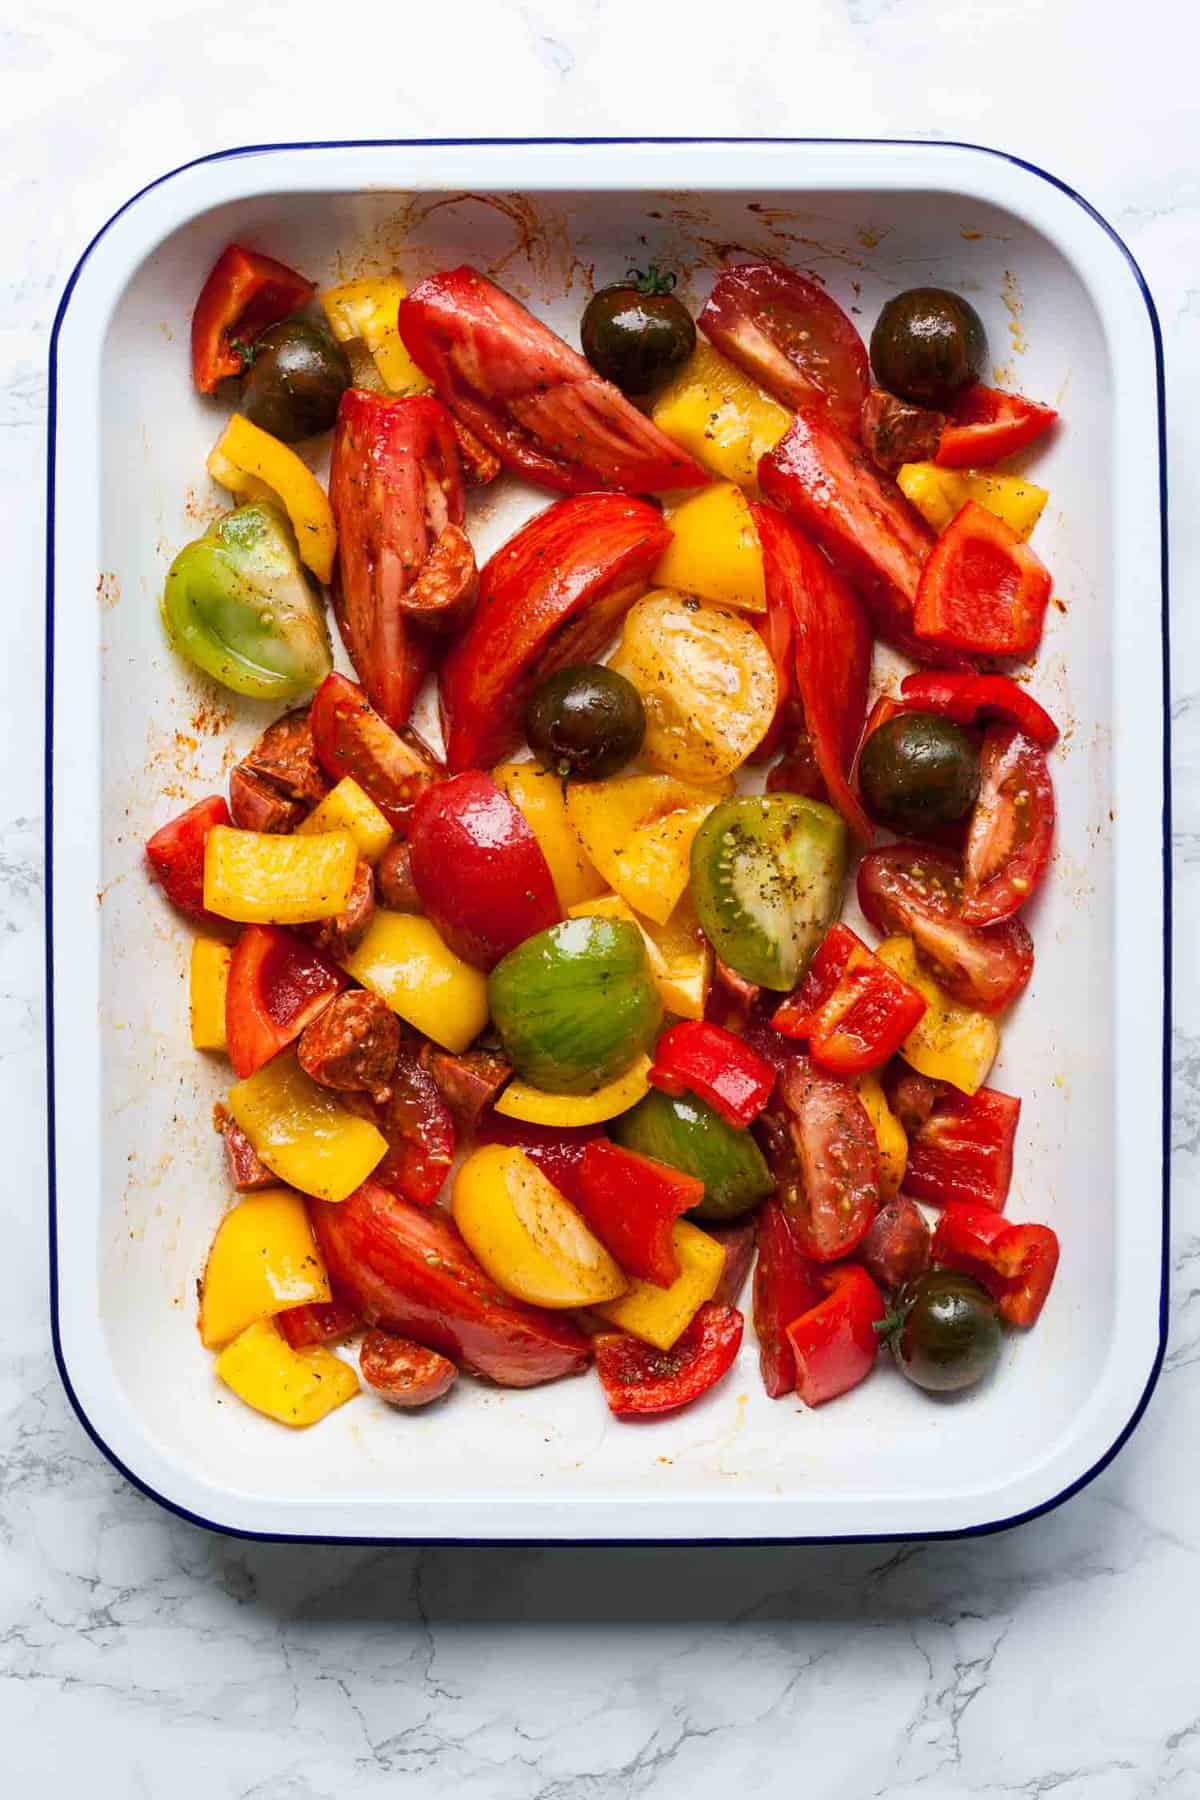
[47,139,1169,1543]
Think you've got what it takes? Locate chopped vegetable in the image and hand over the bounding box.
[904,1084,1020,1211]
[961,726,1055,925]
[297,776,393,864]
[202,824,358,925]
[309,671,440,834]
[227,1051,388,1202]
[215,1319,359,1428]
[493,761,608,912]
[473,1114,601,1204]
[189,937,231,1051]
[858,710,981,835]
[359,1331,458,1407]
[570,892,712,1024]
[320,274,430,394]
[649,1020,776,1128]
[191,244,313,393]
[576,1140,702,1287]
[753,1196,823,1397]
[655,482,767,613]
[581,267,697,395]
[913,501,1052,659]
[699,259,869,432]
[525,665,646,783]
[860,388,945,473]
[342,911,489,1055]
[146,794,231,921]
[896,461,1049,540]
[887,1270,1001,1392]
[757,1056,879,1261]
[771,921,927,1075]
[931,1203,1060,1327]
[651,341,792,488]
[856,1073,909,1201]
[452,1145,627,1308]
[566,771,729,927]
[494,1056,652,1127]
[899,671,1059,749]
[593,1219,726,1349]
[199,1187,331,1348]
[935,383,1057,469]
[786,1266,886,1406]
[594,1302,743,1416]
[370,1039,456,1205]
[870,288,986,408]
[874,934,1000,1096]
[276,1296,362,1350]
[208,413,337,583]
[224,923,345,1078]
[609,1088,773,1223]
[238,317,351,443]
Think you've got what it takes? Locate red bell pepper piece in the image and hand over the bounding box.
[753,1196,824,1397]
[276,1296,362,1350]
[905,1086,1021,1212]
[785,1265,886,1406]
[899,671,1059,749]
[593,1302,743,1418]
[857,842,1034,1015]
[935,383,1057,469]
[913,500,1052,660]
[309,671,441,833]
[328,391,472,731]
[859,1197,931,1292]
[145,794,231,922]
[472,1112,602,1208]
[757,1056,880,1262]
[709,1219,759,1307]
[771,922,927,1075]
[575,1141,702,1288]
[751,502,873,840]
[371,1039,457,1207]
[223,925,346,1080]
[439,493,671,772]
[309,1181,591,1386]
[649,1020,777,1128]
[359,1330,458,1407]
[407,772,560,970]
[961,725,1055,925]
[698,260,868,434]
[190,244,314,393]
[758,408,959,667]
[931,1202,1059,1327]
[397,266,709,495]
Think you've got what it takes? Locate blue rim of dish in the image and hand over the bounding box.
[44,137,1171,1548]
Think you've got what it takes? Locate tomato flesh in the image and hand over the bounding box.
[310,671,441,833]
[699,260,869,434]
[753,1195,823,1397]
[961,725,1055,924]
[756,1055,880,1261]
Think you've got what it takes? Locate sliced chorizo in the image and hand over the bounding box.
[297,989,401,1102]
[359,1329,458,1407]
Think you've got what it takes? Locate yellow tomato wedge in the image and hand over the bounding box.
[189,937,231,1052]
[495,1055,652,1127]
[609,590,778,782]
[227,1052,388,1202]
[655,481,767,613]
[207,413,337,583]
[565,772,730,926]
[320,275,430,395]
[199,1188,331,1349]
[203,825,358,925]
[594,1220,725,1350]
[875,935,999,1096]
[897,462,1048,541]
[493,760,607,911]
[342,911,489,1054]
[216,1319,358,1428]
[297,776,393,864]
[651,342,791,490]
[452,1146,627,1309]
[856,1074,908,1201]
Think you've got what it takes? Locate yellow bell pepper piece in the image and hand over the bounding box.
[207,414,337,583]
[651,343,791,491]
[897,462,1049,541]
[875,935,999,1096]
[655,481,767,613]
[320,275,430,396]
[297,776,393,864]
[492,761,607,911]
[452,1146,627,1309]
[189,937,231,1052]
[216,1318,359,1428]
[565,772,730,926]
[203,825,357,925]
[227,1052,387,1202]
[495,1055,651,1127]
[342,911,489,1054]
[856,1075,908,1201]
[199,1188,331,1349]
[594,1220,725,1350]
[569,893,711,1022]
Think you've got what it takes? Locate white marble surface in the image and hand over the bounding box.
[3,1,1199,1791]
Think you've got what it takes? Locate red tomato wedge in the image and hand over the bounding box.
[276,1297,362,1350]
[396,266,708,495]
[576,1141,702,1288]
[371,1040,457,1207]
[931,1203,1059,1328]
[408,772,560,970]
[899,671,1059,749]
[329,391,470,731]
[751,502,873,840]
[753,1196,823,1397]
[224,925,346,1079]
[771,922,927,1075]
[756,1056,880,1262]
[145,794,231,922]
[593,1303,743,1418]
[935,384,1058,469]
[310,672,441,833]
[857,843,1034,1015]
[699,260,869,434]
[913,500,1052,660]
[785,1265,885,1406]
[758,409,957,667]
[905,1085,1021,1212]
[309,1182,591,1387]
[961,725,1055,925]
[472,1113,602,1208]
[190,244,314,393]
[439,493,670,772]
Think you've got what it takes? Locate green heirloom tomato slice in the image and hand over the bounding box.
[162,501,333,701]
[689,794,848,991]
[609,1089,773,1222]
[489,916,663,1096]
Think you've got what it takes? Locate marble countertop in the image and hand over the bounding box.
[4,1,1198,1791]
